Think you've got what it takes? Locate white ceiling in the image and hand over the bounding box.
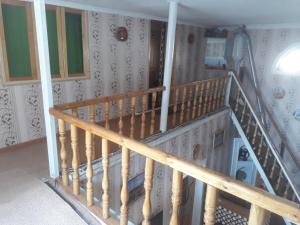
[51,0,300,27]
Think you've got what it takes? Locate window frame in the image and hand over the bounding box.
[0,2,89,85]
[0,0,39,82]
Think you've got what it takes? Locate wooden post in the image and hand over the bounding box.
[102,138,110,219]
[186,86,193,121]
[192,84,199,119]
[58,119,68,186]
[203,185,218,225]
[104,102,110,129]
[85,130,94,206]
[180,87,187,124]
[248,204,267,225]
[88,105,96,160]
[118,99,124,136]
[169,170,183,225]
[197,82,205,117]
[150,92,157,135]
[71,124,80,195]
[141,95,148,139]
[172,88,179,127]
[142,158,154,225]
[130,96,136,139]
[120,146,130,225]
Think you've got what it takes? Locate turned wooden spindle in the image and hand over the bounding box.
[130,97,136,139]
[204,185,218,225]
[234,91,240,113]
[85,131,94,206]
[180,87,187,124]
[240,102,247,123]
[207,81,214,113]
[141,95,147,139]
[169,170,183,225]
[142,158,154,225]
[197,82,205,117]
[71,124,80,195]
[58,119,68,186]
[118,99,124,136]
[104,102,110,129]
[257,136,264,157]
[217,78,225,108]
[284,184,290,198]
[252,123,259,145]
[88,105,96,160]
[102,138,110,219]
[263,147,270,168]
[120,146,130,225]
[186,86,193,121]
[202,81,211,115]
[192,84,200,119]
[275,171,283,191]
[172,88,179,127]
[248,204,267,225]
[72,108,78,117]
[246,114,252,135]
[219,77,227,107]
[212,79,219,111]
[269,159,277,179]
[150,92,157,135]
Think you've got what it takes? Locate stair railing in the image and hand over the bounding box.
[50,107,300,225]
[228,71,300,202]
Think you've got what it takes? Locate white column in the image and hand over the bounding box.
[159,0,178,132]
[33,0,59,178]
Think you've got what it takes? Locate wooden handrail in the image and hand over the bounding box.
[49,108,300,223]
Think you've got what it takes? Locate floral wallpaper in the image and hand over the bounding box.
[241,28,300,183]
[0,11,149,148]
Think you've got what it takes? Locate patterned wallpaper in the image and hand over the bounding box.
[241,28,300,183]
[0,11,150,148]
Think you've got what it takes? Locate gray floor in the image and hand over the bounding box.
[0,141,87,225]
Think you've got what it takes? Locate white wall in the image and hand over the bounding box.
[86,110,232,225]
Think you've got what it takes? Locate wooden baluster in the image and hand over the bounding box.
[192,84,199,119]
[207,81,214,113]
[284,184,290,198]
[186,86,193,121]
[102,138,110,219]
[269,159,277,179]
[204,185,218,225]
[248,204,267,225]
[180,87,187,124]
[219,77,227,107]
[212,79,219,111]
[246,114,252,135]
[150,92,157,135]
[88,105,96,160]
[169,170,183,225]
[130,97,136,139]
[275,170,283,191]
[202,81,210,115]
[71,123,80,195]
[217,78,225,109]
[142,158,154,225]
[118,99,124,136]
[58,119,68,186]
[120,146,130,225]
[234,91,240,113]
[172,88,179,127]
[257,136,264,157]
[104,102,110,129]
[263,147,270,168]
[252,123,259,145]
[141,95,147,139]
[197,82,205,117]
[85,131,94,206]
[240,101,247,123]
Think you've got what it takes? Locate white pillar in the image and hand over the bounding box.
[159,0,178,132]
[33,0,59,178]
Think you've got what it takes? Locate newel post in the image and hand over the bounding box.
[159,0,178,132]
[33,0,59,178]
